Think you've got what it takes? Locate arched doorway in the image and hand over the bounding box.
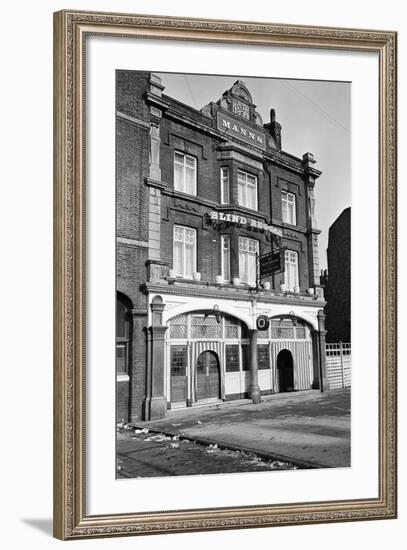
[116,292,132,375]
[116,292,133,422]
[277,349,294,392]
[196,350,221,401]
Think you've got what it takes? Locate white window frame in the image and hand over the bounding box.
[284,250,299,291]
[238,236,259,285]
[173,225,197,279]
[220,167,230,204]
[237,169,258,210]
[221,235,231,282]
[281,190,297,225]
[173,151,197,196]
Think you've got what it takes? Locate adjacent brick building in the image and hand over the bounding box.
[116,71,328,422]
[323,207,351,343]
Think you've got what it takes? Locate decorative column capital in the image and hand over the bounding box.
[151,295,165,326]
[148,325,168,340]
[150,302,165,313]
[302,152,321,185]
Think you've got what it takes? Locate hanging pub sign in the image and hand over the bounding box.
[256,315,270,331]
[259,247,287,278]
[208,210,283,238]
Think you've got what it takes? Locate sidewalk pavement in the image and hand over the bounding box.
[131,388,350,468]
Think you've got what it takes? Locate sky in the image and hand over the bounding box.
[156,72,351,271]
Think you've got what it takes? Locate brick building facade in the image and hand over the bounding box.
[116,71,328,422]
[323,207,351,343]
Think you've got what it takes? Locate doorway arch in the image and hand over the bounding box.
[116,292,133,376]
[196,350,221,401]
[277,349,294,392]
[116,292,133,422]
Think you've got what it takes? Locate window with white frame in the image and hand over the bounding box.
[220,167,230,204]
[281,190,296,225]
[284,250,299,291]
[237,170,257,210]
[238,236,259,285]
[221,235,231,282]
[174,151,197,195]
[173,225,196,279]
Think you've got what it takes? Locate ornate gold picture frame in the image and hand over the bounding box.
[53,9,397,540]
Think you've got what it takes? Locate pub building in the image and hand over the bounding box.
[116,71,328,422]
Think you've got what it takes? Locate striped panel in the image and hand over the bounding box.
[294,341,313,390]
[271,341,312,392]
[190,341,225,401]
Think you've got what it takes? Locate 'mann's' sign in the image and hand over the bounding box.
[217,112,267,151]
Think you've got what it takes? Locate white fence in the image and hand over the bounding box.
[326,343,351,389]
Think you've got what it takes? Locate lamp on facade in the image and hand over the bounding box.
[279,311,297,328]
[288,311,297,327]
[204,304,221,324]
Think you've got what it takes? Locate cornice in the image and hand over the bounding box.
[305,228,322,236]
[160,187,218,209]
[116,110,150,130]
[271,218,307,234]
[304,166,322,178]
[265,152,304,175]
[144,91,171,112]
[143,282,325,308]
[216,142,265,163]
[165,107,223,140]
[145,177,167,191]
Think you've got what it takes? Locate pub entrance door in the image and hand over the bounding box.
[196,350,221,401]
[277,349,295,392]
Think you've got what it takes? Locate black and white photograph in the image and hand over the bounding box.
[115,70,351,478]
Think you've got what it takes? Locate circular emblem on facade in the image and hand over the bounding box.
[256,315,269,331]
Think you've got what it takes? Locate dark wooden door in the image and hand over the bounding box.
[277,349,294,392]
[196,351,220,401]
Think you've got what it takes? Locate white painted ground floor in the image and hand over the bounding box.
[166,311,313,408]
[142,286,327,417]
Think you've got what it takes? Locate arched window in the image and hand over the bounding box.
[116,293,132,374]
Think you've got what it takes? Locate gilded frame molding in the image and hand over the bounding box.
[53,9,397,540]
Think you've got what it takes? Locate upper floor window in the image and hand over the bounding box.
[174,151,197,196]
[220,167,230,204]
[239,236,259,285]
[281,190,296,225]
[237,170,257,210]
[284,250,299,291]
[173,225,196,279]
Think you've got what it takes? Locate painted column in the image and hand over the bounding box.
[311,311,329,392]
[142,326,152,420]
[146,296,168,420]
[311,329,321,390]
[248,329,261,403]
[317,310,329,392]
